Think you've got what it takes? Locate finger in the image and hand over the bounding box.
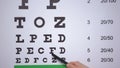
[73,61,88,68]
[67,63,76,68]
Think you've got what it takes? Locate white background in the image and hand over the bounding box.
[0,0,120,68]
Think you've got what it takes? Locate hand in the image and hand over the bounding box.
[67,61,88,68]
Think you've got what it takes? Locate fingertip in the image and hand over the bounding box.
[66,63,71,68]
[66,63,69,67]
[66,62,75,68]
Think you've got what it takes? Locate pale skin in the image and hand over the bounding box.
[67,61,88,68]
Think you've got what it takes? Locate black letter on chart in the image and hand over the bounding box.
[16,34,24,43]
[16,58,21,63]
[34,17,45,28]
[38,47,44,54]
[60,47,65,54]
[14,17,25,28]
[54,17,65,28]
[44,34,52,43]
[27,47,34,54]
[16,47,22,54]
[19,0,28,9]
[30,34,37,43]
[47,0,60,9]
[58,34,66,42]
[43,58,47,63]
[34,58,39,63]
[25,58,29,63]
[49,47,56,54]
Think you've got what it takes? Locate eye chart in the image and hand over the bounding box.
[0,0,120,68]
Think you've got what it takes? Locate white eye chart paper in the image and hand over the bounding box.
[0,0,120,68]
